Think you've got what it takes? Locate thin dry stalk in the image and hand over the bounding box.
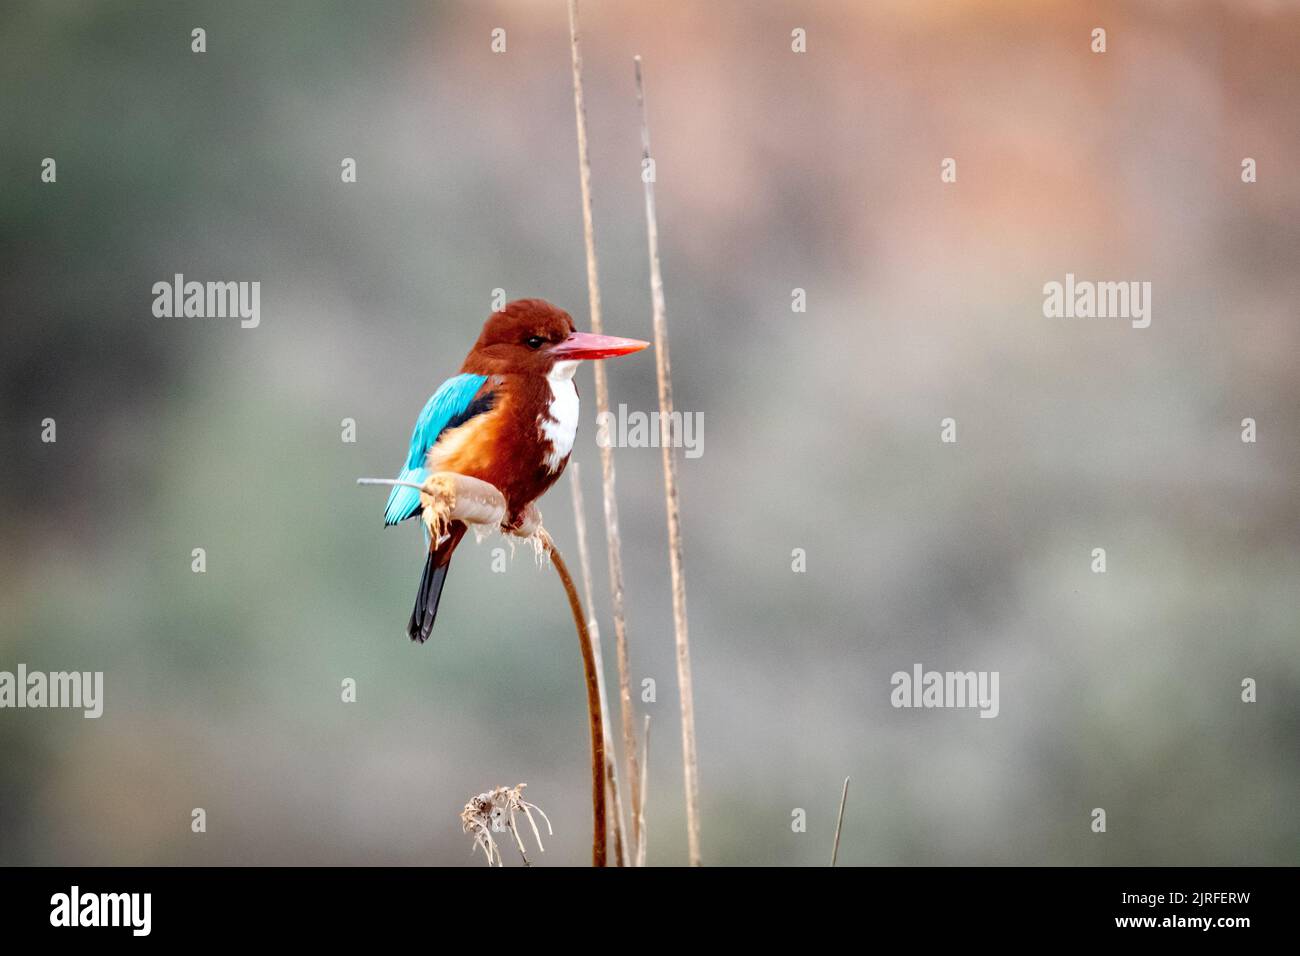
[567,0,642,861]
[569,463,630,866]
[636,713,651,867]
[831,776,851,867]
[540,529,608,867]
[604,742,626,866]
[634,54,701,866]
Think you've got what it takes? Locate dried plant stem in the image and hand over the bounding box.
[636,713,651,867]
[567,0,642,861]
[605,745,626,866]
[359,473,607,866]
[831,776,850,867]
[541,530,608,867]
[569,464,630,866]
[634,55,701,866]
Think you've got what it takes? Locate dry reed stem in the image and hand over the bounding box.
[541,529,608,867]
[831,776,850,867]
[605,745,626,866]
[634,54,701,866]
[569,463,630,866]
[636,713,651,867]
[567,0,642,861]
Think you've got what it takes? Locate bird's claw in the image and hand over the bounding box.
[504,503,541,538]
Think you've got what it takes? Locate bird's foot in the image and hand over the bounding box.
[504,504,547,564]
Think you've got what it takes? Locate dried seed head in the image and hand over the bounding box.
[460,783,554,867]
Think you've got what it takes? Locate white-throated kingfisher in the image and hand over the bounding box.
[385,298,649,643]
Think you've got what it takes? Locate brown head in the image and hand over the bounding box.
[462,298,648,376]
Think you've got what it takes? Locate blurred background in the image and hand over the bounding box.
[2,0,1297,866]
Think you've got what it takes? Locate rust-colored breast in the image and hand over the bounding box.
[425,374,568,521]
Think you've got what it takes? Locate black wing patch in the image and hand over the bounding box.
[438,385,496,440]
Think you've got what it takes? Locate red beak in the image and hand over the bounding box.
[551,331,650,360]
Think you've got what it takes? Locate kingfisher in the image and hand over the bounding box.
[385,298,649,643]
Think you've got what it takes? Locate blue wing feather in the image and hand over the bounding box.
[384,373,489,525]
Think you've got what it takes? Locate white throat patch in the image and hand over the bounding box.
[541,360,579,472]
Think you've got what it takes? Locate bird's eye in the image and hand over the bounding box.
[525,336,545,350]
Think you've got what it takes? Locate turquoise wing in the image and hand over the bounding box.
[384,373,490,525]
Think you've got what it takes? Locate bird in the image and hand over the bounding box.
[385,298,649,643]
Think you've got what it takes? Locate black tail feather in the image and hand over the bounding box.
[407,522,466,643]
[407,552,450,643]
